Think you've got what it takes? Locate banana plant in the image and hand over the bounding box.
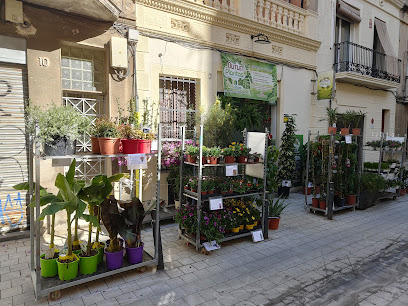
[78,173,124,256]
[13,182,61,258]
[35,159,86,261]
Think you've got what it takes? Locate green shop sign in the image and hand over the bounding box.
[317,71,334,100]
[221,54,277,103]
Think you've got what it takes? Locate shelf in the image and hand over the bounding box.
[184,161,263,167]
[35,251,155,298]
[183,189,264,201]
[306,203,357,213]
[37,152,158,160]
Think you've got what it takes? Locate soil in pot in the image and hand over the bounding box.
[312,198,319,208]
[105,247,124,270]
[91,137,100,154]
[126,243,144,265]
[44,137,76,156]
[57,254,79,281]
[79,249,98,275]
[40,252,59,277]
[224,156,235,164]
[268,217,280,230]
[99,137,120,155]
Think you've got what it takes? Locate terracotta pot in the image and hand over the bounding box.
[208,190,214,194]
[312,198,319,208]
[187,154,197,163]
[352,128,361,136]
[254,157,260,163]
[268,217,280,230]
[184,186,190,190]
[347,194,357,205]
[341,128,350,135]
[91,137,100,154]
[238,156,247,163]
[319,201,326,210]
[225,156,235,164]
[328,127,337,135]
[400,189,406,196]
[99,137,120,155]
[303,187,312,195]
[208,157,218,164]
[202,157,207,165]
[191,189,197,193]
[201,191,207,195]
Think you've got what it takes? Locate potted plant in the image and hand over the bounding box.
[14,182,60,277]
[208,147,222,164]
[188,177,198,192]
[25,103,90,156]
[398,181,406,196]
[202,146,209,164]
[186,145,199,163]
[35,159,86,281]
[236,144,251,163]
[310,142,320,207]
[136,130,156,154]
[359,172,387,209]
[201,179,209,195]
[321,107,338,135]
[207,178,216,194]
[339,111,352,135]
[119,124,139,154]
[349,110,364,136]
[267,196,288,230]
[100,195,125,270]
[223,146,236,164]
[277,116,297,197]
[78,173,124,274]
[96,117,120,155]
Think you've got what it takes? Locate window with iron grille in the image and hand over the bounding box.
[159,76,199,140]
[61,46,105,92]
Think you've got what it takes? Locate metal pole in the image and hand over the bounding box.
[155,124,163,270]
[179,126,185,205]
[263,128,269,239]
[378,132,384,175]
[34,123,41,296]
[327,131,334,220]
[196,125,203,250]
[305,131,311,208]
[29,134,34,272]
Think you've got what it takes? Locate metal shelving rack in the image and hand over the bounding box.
[177,125,269,251]
[29,125,164,300]
[304,131,363,220]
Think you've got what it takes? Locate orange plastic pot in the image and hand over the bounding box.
[347,194,357,205]
[312,198,319,208]
[268,217,280,230]
[341,128,350,135]
[99,137,120,155]
[352,128,361,136]
[319,201,326,210]
[208,157,217,164]
[328,127,337,135]
[91,137,100,154]
[225,156,235,164]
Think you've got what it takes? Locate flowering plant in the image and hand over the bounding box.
[188,177,198,190]
[118,124,138,139]
[186,145,199,156]
[201,211,225,243]
[209,147,222,158]
[162,141,182,168]
[236,144,251,156]
[175,205,197,234]
[223,146,237,157]
[220,178,233,192]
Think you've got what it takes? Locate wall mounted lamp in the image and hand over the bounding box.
[250,33,271,44]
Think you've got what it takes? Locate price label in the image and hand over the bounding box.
[251,230,264,243]
[127,154,148,170]
[282,180,292,187]
[345,135,352,144]
[209,197,223,210]
[203,241,221,251]
[226,164,238,176]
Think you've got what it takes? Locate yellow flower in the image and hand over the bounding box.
[252,216,255,220]
[232,142,236,145]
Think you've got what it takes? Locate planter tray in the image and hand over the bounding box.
[39,152,157,160]
[35,250,154,298]
[184,161,263,167]
[183,189,264,201]
[306,203,357,214]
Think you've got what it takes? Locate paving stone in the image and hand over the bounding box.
[1,286,22,299]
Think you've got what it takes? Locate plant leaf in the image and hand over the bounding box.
[38,202,67,220]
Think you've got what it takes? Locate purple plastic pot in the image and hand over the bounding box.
[126,244,143,265]
[105,248,124,270]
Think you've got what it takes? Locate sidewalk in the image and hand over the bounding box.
[1,193,408,306]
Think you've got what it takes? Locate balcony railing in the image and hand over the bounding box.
[255,0,305,35]
[334,42,401,83]
[200,0,236,14]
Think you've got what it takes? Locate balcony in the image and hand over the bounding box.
[334,42,402,90]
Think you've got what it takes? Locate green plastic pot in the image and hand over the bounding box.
[97,242,105,265]
[79,252,98,275]
[40,254,58,278]
[57,255,79,281]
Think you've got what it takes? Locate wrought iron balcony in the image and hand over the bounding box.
[334,42,401,85]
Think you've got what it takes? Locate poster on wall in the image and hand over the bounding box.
[221,54,277,103]
[317,71,334,100]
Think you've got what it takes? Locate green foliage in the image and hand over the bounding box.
[203,99,236,147]
[100,196,123,253]
[266,146,279,193]
[233,103,263,131]
[321,107,338,126]
[209,147,222,158]
[222,146,237,157]
[117,97,141,126]
[363,162,389,170]
[25,103,91,144]
[360,172,388,192]
[277,116,297,186]
[186,145,199,156]
[92,116,119,138]
[268,196,288,217]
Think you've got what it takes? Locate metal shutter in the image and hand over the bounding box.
[0,63,28,232]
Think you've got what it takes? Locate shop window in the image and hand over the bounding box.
[61,46,105,92]
[159,75,199,140]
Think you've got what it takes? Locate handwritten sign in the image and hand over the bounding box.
[203,241,221,251]
[251,230,264,243]
[127,154,147,170]
[209,197,223,210]
[226,164,238,176]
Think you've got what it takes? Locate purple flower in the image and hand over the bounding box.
[214,222,217,226]
[189,213,193,217]
[183,216,187,219]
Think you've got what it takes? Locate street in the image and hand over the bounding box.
[1,193,408,306]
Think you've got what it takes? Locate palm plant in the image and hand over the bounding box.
[268,196,288,217]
